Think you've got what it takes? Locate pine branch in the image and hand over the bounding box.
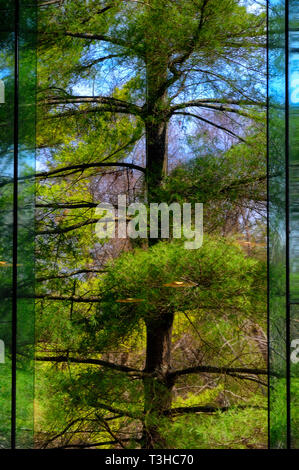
[0,163,145,189]
[47,106,135,119]
[38,29,132,51]
[34,294,102,302]
[226,373,267,387]
[57,438,135,449]
[35,162,145,179]
[169,365,268,379]
[171,100,263,118]
[168,0,209,69]
[36,202,100,209]
[95,402,141,420]
[36,214,131,236]
[63,31,132,50]
[80,6,114,25]
[74,54,122,71]
[166,404,266,416]
[36,355,144,375]
[36,218,102,235]
[219,175,268,194]
[36,269,108,283]
[41,417,86,448]
[43,95,142,116]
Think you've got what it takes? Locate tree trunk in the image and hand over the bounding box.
[141,57,174,448]
[142,312,175,448]
[146,119,168,202]
[145,54,169,202]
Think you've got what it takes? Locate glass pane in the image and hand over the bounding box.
[289,0,299,450]
[16,0,36,448]
[289,2,299,300]
[269,0,299,449]
[0,0,15,449]
[268,0,288,449]
[290,305,299,448]
[0,0,36,449]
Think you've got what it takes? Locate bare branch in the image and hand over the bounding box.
[95,414,126,449]
[41,417,86,448]
[74,54,123,71]
[173,111,246,142]
[227,373,267,387]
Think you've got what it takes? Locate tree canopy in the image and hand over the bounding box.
[33,0,267,449]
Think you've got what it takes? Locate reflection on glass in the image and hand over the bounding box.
[269,0,299,449]
[0,0,15,449]
[0,0,36,449]
[289,0,299,449]
[268,0,287,449]
[290,305,299,447]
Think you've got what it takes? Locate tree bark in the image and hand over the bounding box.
[142,54,174,448]
[146,119,168,201]
[142,312,175,448]
[145,52,169,202]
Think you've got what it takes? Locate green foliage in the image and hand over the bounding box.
[158,127,266,232]
[270,377,299,449]
[98,237,266,348]
[269,379,287,449]
[34,0,268,449]
[159,401,267,449]
[0,360,34,449]
[35,236,267,448]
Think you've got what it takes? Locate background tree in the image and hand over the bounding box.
[34,0,267,448]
